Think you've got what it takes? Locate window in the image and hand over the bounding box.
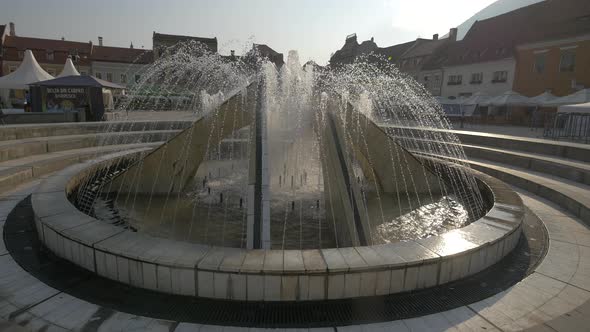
[424,75,429,82]
[95,72,102,79]
[135,74,141,83]
[447,75,462,85]
[559,49,576,72]
[534,53,546,73]
[79,71,87,76]
[492,71,508,83]
[8,66,17,73]
[106,73,113,82]
[46,69,56,76]
[120,74,127,84]
[470,72,483,84]
[434,75,440,82]
[18,51,24,59]
[46,50,54,61]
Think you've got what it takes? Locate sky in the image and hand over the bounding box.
[1,0,501,64]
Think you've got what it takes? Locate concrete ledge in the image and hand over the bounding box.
[31,152,524,302]
[0,121,191,141]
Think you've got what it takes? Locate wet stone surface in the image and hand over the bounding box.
[5,196,548,327]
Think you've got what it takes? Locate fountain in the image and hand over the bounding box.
[32,42,524,302]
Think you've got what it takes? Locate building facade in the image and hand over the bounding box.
[153,32,217,59]
[514,36,590,97]
[441,59,516,98]
[1,23,92,77]
[90,45,153,86]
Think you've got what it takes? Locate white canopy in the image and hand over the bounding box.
[0,50,54,89]
[558,102,590,114]
[460,92,492,106]
[482,91,533,107]
[58,57,80,77]
[529,91,557,105]
[544,89,590,107]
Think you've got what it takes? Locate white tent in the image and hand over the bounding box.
[544,89,590,107]
[482,91,534,107]
[0,50,54,89]
[529,91,557,105]
[558,102,590,114]
[460,92,492,106]
[58,57,80,77]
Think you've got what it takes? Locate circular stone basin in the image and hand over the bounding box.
[32,150,524,301]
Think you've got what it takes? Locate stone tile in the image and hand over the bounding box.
[535,239,578,283]
[214,272,230,299]
[281,275,298,301]
[157,265,172,293]
[197,271,214,298]
[403,266,419,292]
[322,248,348,273]
[263,250,284,274]
[283,250,305,274]
[416,262,439,289]
[230,274,247,301]
[198,247,229,271]
[302,249,327,273]
[308,275,326,300]
[219,249,247,273]
[390,268,405,293]
[441,306,501,331]
[240,250,266,273]
[142,262,158,291]
[327,274,345,299]
[61,221,124,246]
[264,275,281,301]
[386,241,440,264]
[344,273,361,298]
[247,275,264,301]
[359,271,377,297]
[339,247,368,271]
[546,308,590,332]
[375,270,391,295]
[417,231,478,257]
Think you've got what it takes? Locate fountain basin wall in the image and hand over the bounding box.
[32,151,524,301]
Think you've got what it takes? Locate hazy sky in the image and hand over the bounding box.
[1,0,498,64]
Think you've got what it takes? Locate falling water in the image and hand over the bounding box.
[77,42,486,250]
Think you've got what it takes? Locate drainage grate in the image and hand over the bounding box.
[4,196,548,328]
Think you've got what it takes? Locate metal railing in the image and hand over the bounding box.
[544,112,590,143]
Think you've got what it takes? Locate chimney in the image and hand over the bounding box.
[98,36,103,46]
[230,50,235,57]
[449,28,458,42]
[61,36,65,41]
[433,34,439,41]
[9,22,15,36]
[130,42,134,49]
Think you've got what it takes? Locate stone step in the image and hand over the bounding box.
[0,130,178,163]
[390,134,590,185]
[418,151,590,224]
[0,120,191,142]
[461,144,590,186]
[383,125,590,162]
[0,142,160,193]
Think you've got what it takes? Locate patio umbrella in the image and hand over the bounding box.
[544,89,590,107]
[482,91,534,107]
[460,92,492,106]
[529,91,557,106]
[0,50,54,89]
[58,56,81,77]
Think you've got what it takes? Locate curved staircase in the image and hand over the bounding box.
[0,122,587,331]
